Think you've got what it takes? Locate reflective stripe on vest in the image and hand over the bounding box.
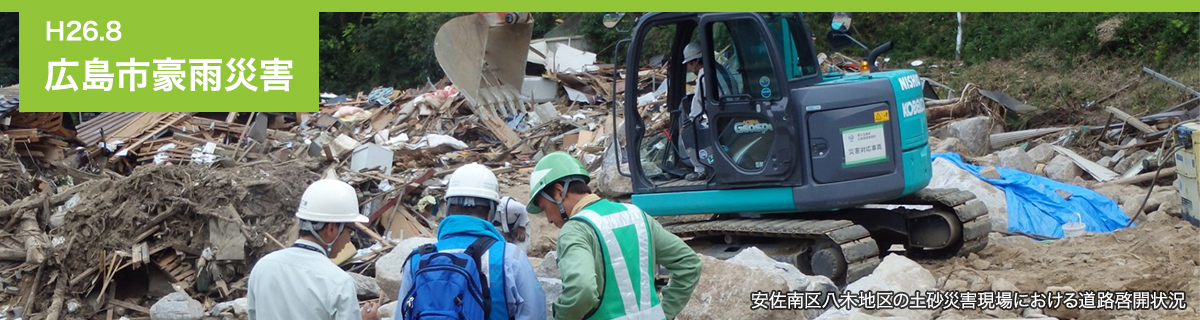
[573,203,663,320]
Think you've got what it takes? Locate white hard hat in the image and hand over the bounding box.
[295,179,369,223]
[682,42,703,65]
[445,163,500,203]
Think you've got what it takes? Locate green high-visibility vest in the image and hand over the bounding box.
[571,200,666,320]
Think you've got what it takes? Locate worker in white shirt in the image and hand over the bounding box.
[493,195,532,252]
[247,179,379,320]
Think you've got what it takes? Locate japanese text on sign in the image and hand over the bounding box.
[45,21,293,92]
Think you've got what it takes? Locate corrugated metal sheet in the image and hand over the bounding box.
[76,112,143,147]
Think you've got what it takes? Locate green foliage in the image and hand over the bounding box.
[319,12,1199,93]
[0,13,17,87]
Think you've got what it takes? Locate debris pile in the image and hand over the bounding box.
[0,38,668,317]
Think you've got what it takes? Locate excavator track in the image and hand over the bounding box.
[893,188,992,258]
[658,188,990,286]
[663,219,881,285]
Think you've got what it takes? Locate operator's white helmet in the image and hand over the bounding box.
[295,179,369,223]
[682,42,703,65]
[445,163,500,206]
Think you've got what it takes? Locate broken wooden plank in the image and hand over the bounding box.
[1051,146,1120,182]
[1105,106,1157,134]
[108,299,151,315]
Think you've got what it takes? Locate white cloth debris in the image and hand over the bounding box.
[407,134,468,150]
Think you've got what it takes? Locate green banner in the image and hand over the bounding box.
[9,1,315,111]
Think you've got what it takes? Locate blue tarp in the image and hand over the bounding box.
[933,152,1132,238]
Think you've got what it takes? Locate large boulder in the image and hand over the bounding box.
[944,116,1000,156]
[817,254,936,320]
[1145,189,1181,215]
[593,146,633,198]
[206,298,247,317]
[349,272,381,299]
[150,292,204,320]
[929,157,1008,232]
[375,237,437,302]
[677,255,808,320]
[997,147,1036,173]
[1044,155,1082,182]
[932,137,967,154]
[727,247,837,319]
[539,277,563,318]
[537,251,561,279]
[1026,143,1057,164]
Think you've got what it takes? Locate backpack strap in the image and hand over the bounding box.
[464,237,498,319]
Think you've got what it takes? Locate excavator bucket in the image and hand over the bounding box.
[434,12,533,120]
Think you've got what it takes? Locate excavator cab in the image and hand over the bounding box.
[611,13,990,285]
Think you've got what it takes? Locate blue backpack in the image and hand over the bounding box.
[401,237,496,320]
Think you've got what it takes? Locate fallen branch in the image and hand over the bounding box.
[0,180,92,218]
[46,277,68,320]
[1105,106,1157,134]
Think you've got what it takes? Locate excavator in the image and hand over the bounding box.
[433,12,989,286]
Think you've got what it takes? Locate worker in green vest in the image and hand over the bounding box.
[526,151,702,320]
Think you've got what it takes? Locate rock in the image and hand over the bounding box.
[933,137,967,154]
[945,116,999,156]
[1097,156,1113,168]
[728,247,811,291]
[678,255,805,320]
[378,301,398,319]
[1044,286,1079,319]
[529,233,557,259]
[1093,184,1144,205]
[1044,155,1082,182]
[969,154,1000,167]
[943,278,969,291]
[1144,189,1179,213]
[991,278,1018,292]
[1114,150,1151,174]
[1027,143,1056,164]
[934,309,968,320]
[594,146,632,198]
[1055,189,1073,200]
[208,298,248,317]
[1022,307,1047,318]
[980,166,1002,179]
[150,292,204,320]
[375,237,437,301]
[983,307,1020,319]
[349,272,381,299]
[834,254,935,320]
[537,251,561,279]
[539,277,563,318]
[1146,210,1170,223]
[997,147,1036,173]
[929,158,1009,232]
[971,258,991,270]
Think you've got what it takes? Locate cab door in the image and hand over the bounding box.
[697,13,796,185]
